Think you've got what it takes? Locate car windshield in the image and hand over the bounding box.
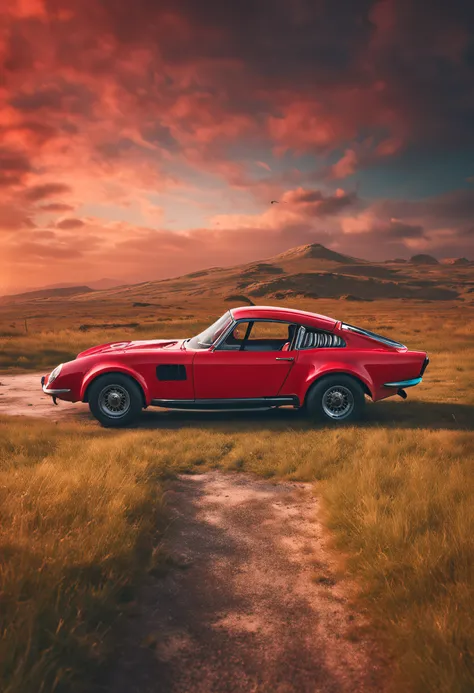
[187,311,233,350]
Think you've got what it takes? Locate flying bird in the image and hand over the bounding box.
[270,200,279,204]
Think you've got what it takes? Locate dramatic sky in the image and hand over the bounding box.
[1,0,474,292]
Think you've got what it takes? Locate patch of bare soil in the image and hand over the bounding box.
[0,373,89,421]
[108,472,386,693]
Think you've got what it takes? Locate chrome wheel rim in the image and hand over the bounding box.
[98,385,131,418]
[322,385,354,420]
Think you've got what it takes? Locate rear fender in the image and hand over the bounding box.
[80,364,150,404]
[302,365,374,402]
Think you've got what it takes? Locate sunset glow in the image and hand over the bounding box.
[1,0,473,292]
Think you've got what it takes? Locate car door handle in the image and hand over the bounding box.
[275,357,294,361]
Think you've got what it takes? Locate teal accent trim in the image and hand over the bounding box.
[383,377,422,388]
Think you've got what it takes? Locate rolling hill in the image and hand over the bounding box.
[0,285,96,304]
[1,243,473,306]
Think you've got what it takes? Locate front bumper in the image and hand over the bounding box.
[41,375,71,397]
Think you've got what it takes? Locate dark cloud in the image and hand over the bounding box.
[24,183,72,202]
[422,190,474,222]
[286,189,358,216]
[40,203,75,212]
[55,218,85,229]
[96,138,142,160]
[40,0,474,148]
[3,0,471,157]
[386,220,425,239]
[376,189,474,225]
[0,148,31,187]
[3,25,34,72]
[120,0,375,83]
[10,82,96,115]
[366,0,474,147]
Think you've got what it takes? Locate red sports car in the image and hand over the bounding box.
[41,306,429,427]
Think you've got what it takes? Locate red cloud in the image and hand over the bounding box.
[0,203,34,231]
[0,147,31,187]
[55,218,85,229]
[24,183,71,201]
[282,188,358,216]
[329,150,358,180]
[40,203,75,212]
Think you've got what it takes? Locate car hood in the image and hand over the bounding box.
[77,339,184,358]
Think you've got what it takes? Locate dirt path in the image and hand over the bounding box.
[0,372,90,421]
[108,472,384,693]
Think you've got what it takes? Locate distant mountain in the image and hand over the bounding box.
[34,278,122,291]
[71,242,464,303]
[410,254,439,265]
[1,243,470,306]
[0,285,95,303]
[441,257,470,265]
[88,278,124,290]
[270,243,361,264]
[0,278,122,298]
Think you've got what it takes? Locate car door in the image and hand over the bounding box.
[192,320,297,399]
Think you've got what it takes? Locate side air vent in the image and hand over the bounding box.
[156,364,187,381]
[300,331,345,349]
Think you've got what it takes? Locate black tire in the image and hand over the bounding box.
[88,373,143,427]
[305,375,365,424]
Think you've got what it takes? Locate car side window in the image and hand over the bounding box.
[219,321,251,350]
[248,321,290,341]
[219,321,297,352]
[298,328,346,349]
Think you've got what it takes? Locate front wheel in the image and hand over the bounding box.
[88,373,143,427]
[305,375,365,424]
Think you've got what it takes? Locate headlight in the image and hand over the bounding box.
[48,364,63,385]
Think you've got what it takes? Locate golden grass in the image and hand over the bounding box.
[0,419,170,693]
[0,298,473,692]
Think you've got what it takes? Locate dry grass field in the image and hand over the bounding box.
[0,291,473,692]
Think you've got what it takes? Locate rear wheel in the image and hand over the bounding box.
[305,375,365,424]
[88,373,143,427]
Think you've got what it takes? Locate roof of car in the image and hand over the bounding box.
[230,306,338,331]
